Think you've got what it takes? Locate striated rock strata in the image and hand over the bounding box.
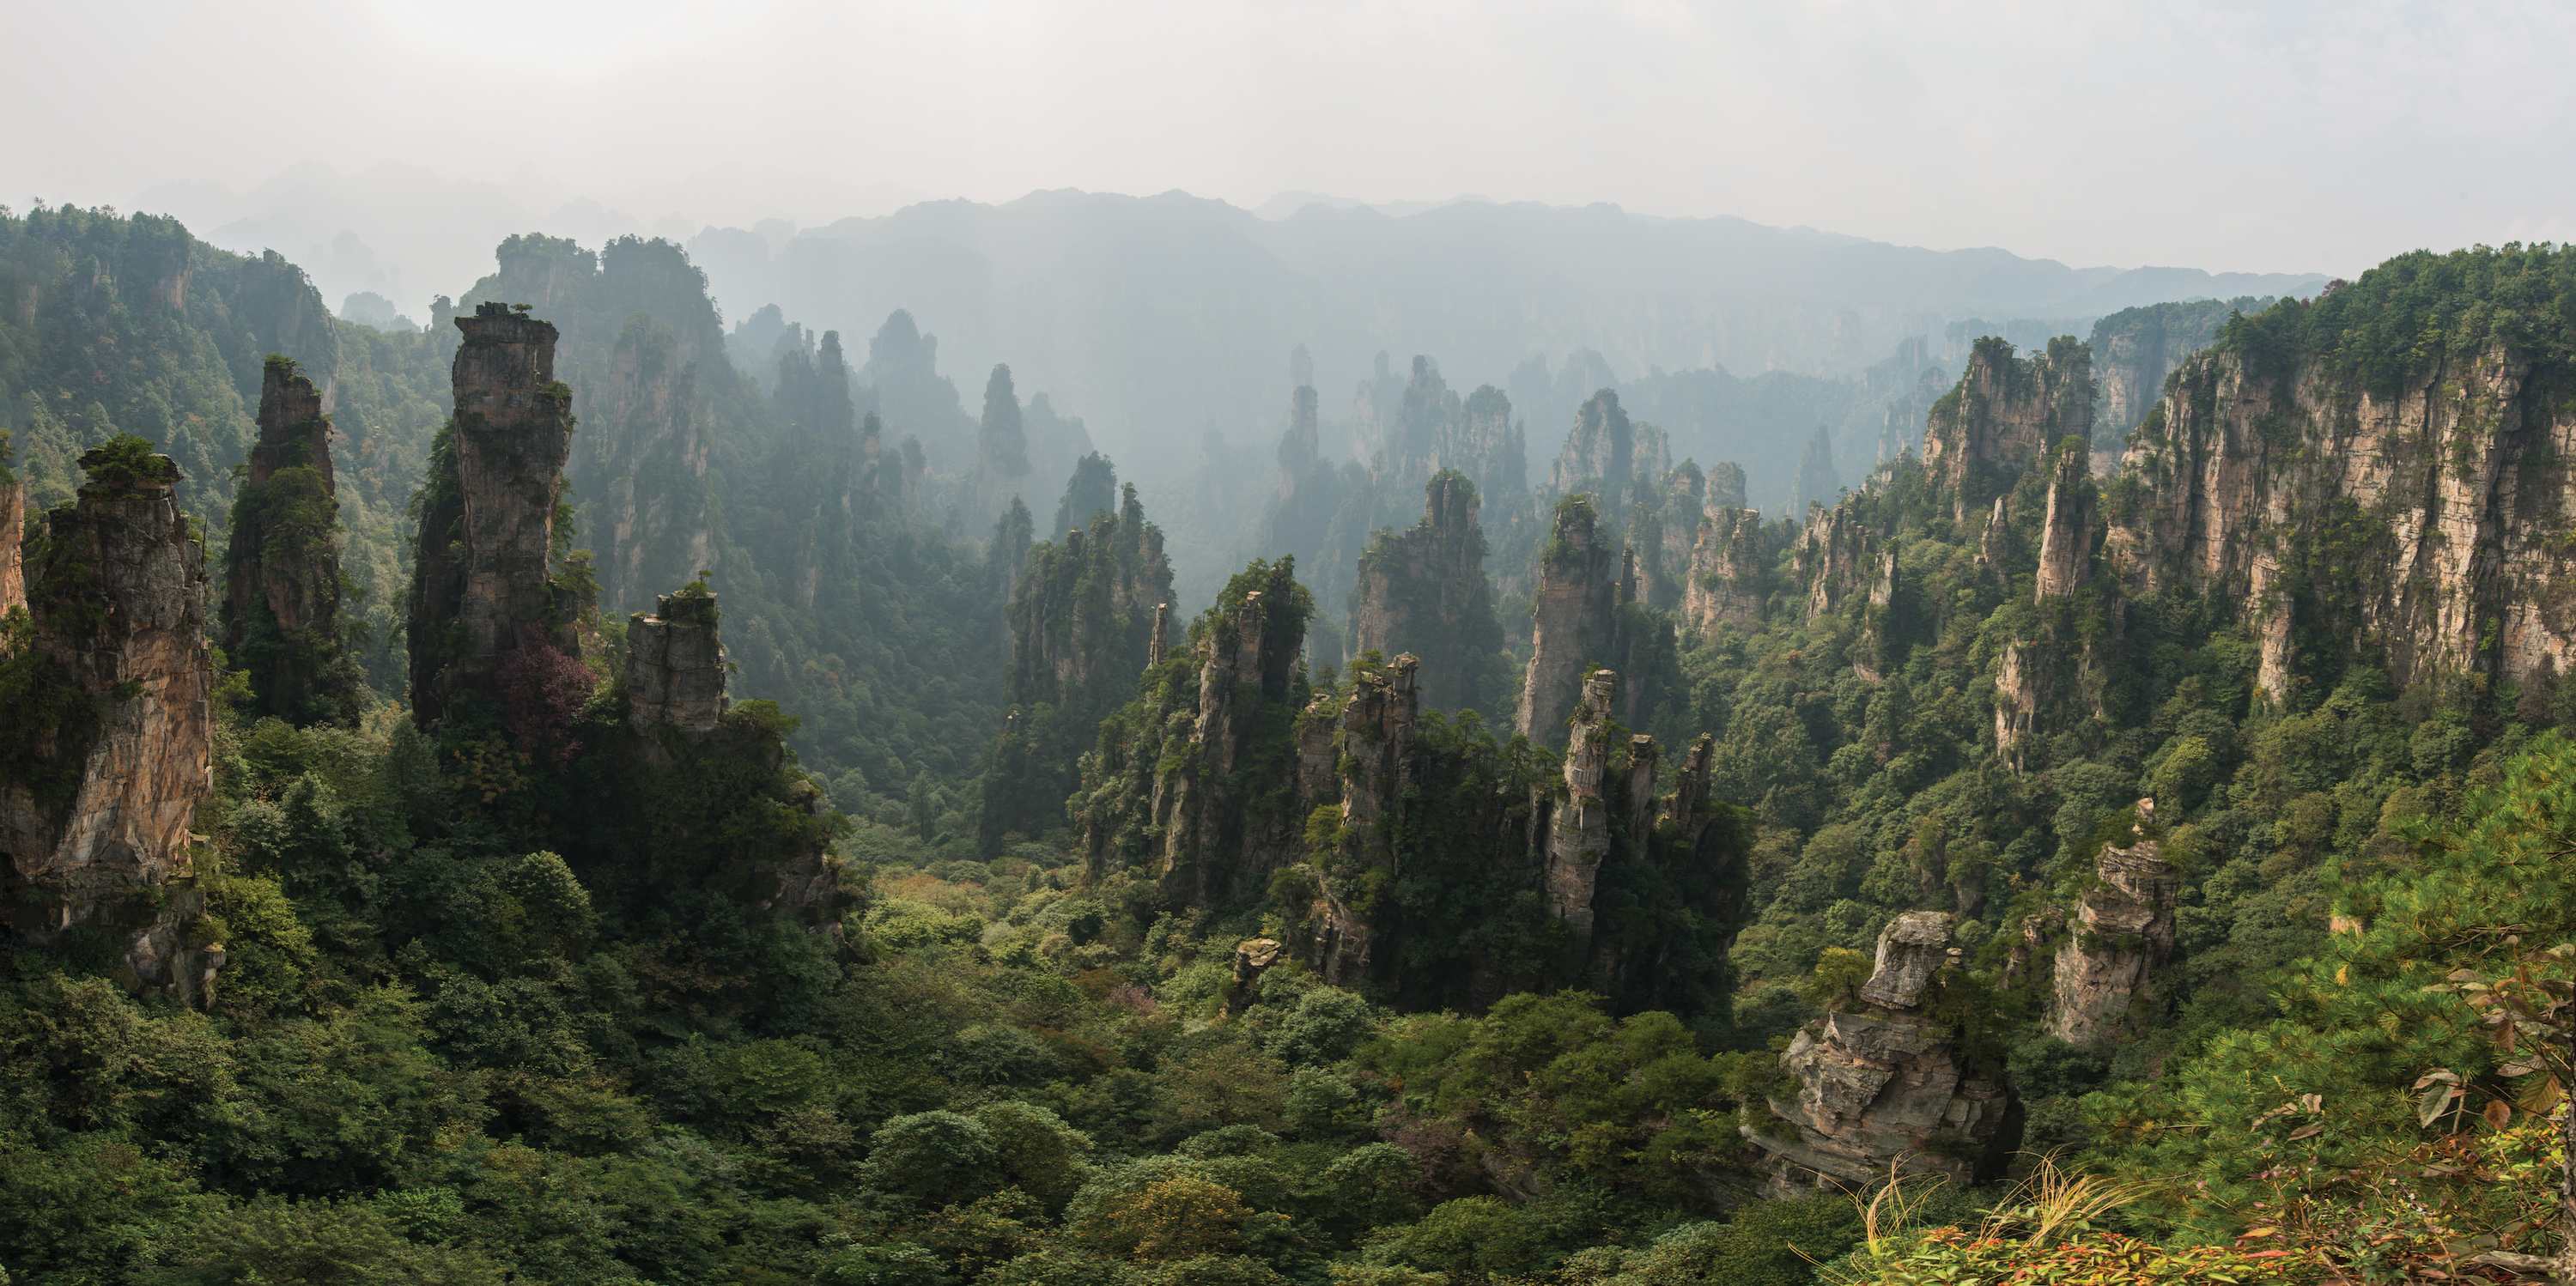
[2104,331,2576,702]
[1755,912,2014,1193]
[625,589,727,737]
[1922,336,2093,520]
[1,446,220,1001]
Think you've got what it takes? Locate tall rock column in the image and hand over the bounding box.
[1518,495,1622,740]
[1541,670,1618,951]
[1313,655,1419,985]
[2032,438,2096,601]
[1682,507,1767,631]
[1754,912,2014,1194]
[222,356,356,725]
[1351,470,1504,713]
[2050,801,2180,1044]
[410,302,577,726]
[1,444,219,1000]
[0,478,23,609]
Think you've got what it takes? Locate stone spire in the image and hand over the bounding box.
[222,356,355,724]
[1517,495,1622,740]
[1,443,221,1002]
[409,302,578,727]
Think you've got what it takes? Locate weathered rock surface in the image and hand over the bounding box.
[410,302,579,726]
[1518,495,1624,740]
[2088,299,2242,442]
[222,357,356,723]
[1755,912,2014,1193]
[1351,471,1505,713]
[2105,337,2576,701]
[1542,670,1619,949]
[2032,439,2096,601]
[1,447,219,1002]
[1683,507,1768,631]
[2050,804,2181,1045]
[626,590,727,736]
[0,481,25,611]
[1922,336,2093,519]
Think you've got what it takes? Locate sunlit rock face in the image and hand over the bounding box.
[1,447,220,1003]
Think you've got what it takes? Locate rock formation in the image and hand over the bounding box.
[1922,336,2093,520]
[221,356,360,725]
[1541,670,1618,951]
[1277,386,1321,499]
[1006,484,1172,713]
[1081,557,1745,1015]
[625,588,727,737]
[1350,470,1506,713]
[2102,329,2576,702]
[2050,803,2180,1044]
[571,313,714,614]
[1356,356,1525,503]
[1705,460,1747,511]
[975,363,1031,525]
[2087,299,2246,443]
[0,479,21,608]
[2032,438,2096,601]
[1518,495,1625,740]
[1755,912,2014,1193]
[1141,562,1312,907]
[409,302,580,728]
[0,443,220,1002]
[1549,389,1636,503]
[1683,507,1768,631]
[1797,501,1883,622]
[1308,654,1420,983]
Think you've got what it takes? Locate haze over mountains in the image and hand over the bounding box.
[136,163,2339,551]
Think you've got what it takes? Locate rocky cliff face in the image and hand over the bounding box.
[1923,336,2093,520]
[1519,495,1625,740]
[0,480,25,615]
[1755,912,2014,1193]
[221,357,358,725]
[1,445,219,1002]
[2088,299,2245,444]
[410,302,580,727]
[626,589,727,737]
[571,313,714,614]
[1683,507,1768,631]
[2050,804,2179,1045]
[2032,438,2097,601]
[1307,654,1420,984]
[2103,333,2576,702]
[1350,471,1506,713]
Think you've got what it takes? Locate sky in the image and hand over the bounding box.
[9,0,2572,276]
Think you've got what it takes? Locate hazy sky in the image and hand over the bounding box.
[12,0,2569,275]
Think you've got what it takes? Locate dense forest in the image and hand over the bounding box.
[4,200,2575,1286]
